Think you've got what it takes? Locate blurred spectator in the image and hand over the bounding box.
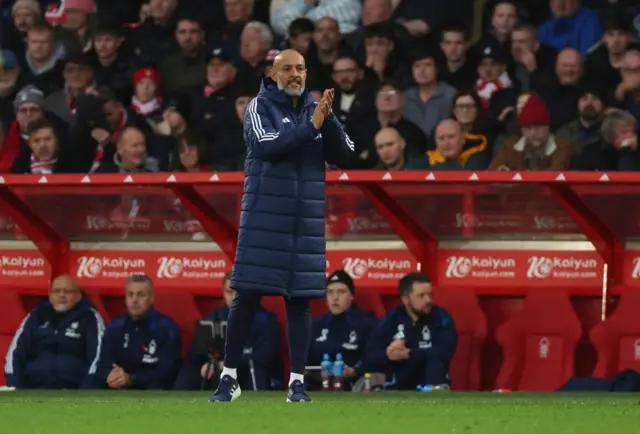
[270,0,362,37]
[483,0,518,50]
[130,67,163,126]
[475,40,513,111]
[573,108,639,170]
[90,19,134,100]
[22,23,65,95]
[237,21,274,90]
[612,50,640,118]
[349,79,427,168]
[127,0,180,66]
[309,17,351,91]
[331,54,375,129]
[363,22,401,82]
[426,119,490,170]
[403,48,456,139]
[157,17,206,94]
[208,0,254,56]
[307,270,377,389]
[584,11,634,95]
[44,51,95,127]
[94,125,160,173]
[0,50,23,126]
[11,118,71,173]
[95,274,181,390]
[537,48,584,128]
[170,133,209,172]
[4,275,105,389]
[2,0,42,57]
[373,127,428,170]
[510,24,557,92]
[280,18,315,56]
[490,95,574,170]
[365,272,457,390]
[537,0,602,56]
[557,85,605,159]
[54,0,97,55]
[438,26,477,91]
[450,89,496,149]
[174,271,279,391]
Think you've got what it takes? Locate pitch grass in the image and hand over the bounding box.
[0,391,639,434]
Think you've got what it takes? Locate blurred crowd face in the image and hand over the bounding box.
[313,18,340,52]
[125,281,154,319]
[362,0,392,26]
[63,62,93,90]
[555,49,582,85]
[240,27,266,62]
[365,35,394,61]
[289,31,312,55]
[375,84,402,113]
[179,142,200,170]
[176,20,203,54]
[49,276,81,313]
[63,9,88,30]
[478,57,505,82]
[225,0,252,23]
[326,282,353,315]
[16,103,42,131]
[511,28,538,59]
[603,29,630,56]
[27,29,54,62]
[94,33,121,59]
[492,3,517,39]
[522,124,550,147]
[435,120,465,160]
[0,67,20,92]
[375,128,405,169]
[578,93,604,124]
[272,50,307,97]
[412,57,437,86]
[149,0,178,21]
[550,0,580,18]
[135,77,157,102]
[613,121,638,148]
[621,51,640,89]
[453,94,478,126]
[13,7,38,33]
[207,58,237,88]
[440,31,467,63]
[235,95,251,121]
[332,58,361,93]
[103,100,124,130]
[29,126,58,161]
[403,281,433,317]
[118,128,147,169]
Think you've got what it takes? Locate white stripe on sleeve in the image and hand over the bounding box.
[88,308,105,375]
[247,98,280,143]
[4,313,31,375]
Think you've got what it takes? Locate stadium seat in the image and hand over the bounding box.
[0,290,27,386]
[309,298,327,318]
[435,288,488,391]
[260,296,289,386]
[83,287,110,323]
[590,289,640,378]
[153,292,202,359]
[354,287,386,319]
[495,290,581,391]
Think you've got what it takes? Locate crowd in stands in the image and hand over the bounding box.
[0,0,639,174]
[4,271,454,391]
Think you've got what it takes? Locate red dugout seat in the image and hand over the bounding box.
[435,288,487,391]
[83,288,110,323]
[0,290,27,386]
[153,292,202,359]
[590,289,640,378]
[495,290,581,391]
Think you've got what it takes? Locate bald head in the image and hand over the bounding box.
[49,275,81,313]
[117,126,147,169]
[556,48,582,85]
[435,120,465,159]
[375,127,406,168]
[271,49,307,96]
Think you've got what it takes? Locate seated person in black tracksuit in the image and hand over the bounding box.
[306,270,377,388]
[94,274,182,390]
[173,272,281,391]
[365,272,457,390]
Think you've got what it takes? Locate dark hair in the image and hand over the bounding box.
[28,22,54,36]
[126,273,154,289]
[450,89,486,133]
[26,118,55,136]
[399,272,430,296]
[176,16,204,30]
[440,25,468,42]
[171,133,207,171]
[333,53,361,70]
[289,18,315,37]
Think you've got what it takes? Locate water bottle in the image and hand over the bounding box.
[332,353,345,391]
[363,373,372,393]
[320,354,333,391]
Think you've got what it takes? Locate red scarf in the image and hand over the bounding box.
[65,87,77,115]
[475,71,513,111]
[0,121,24,173]
[30,154,58,174]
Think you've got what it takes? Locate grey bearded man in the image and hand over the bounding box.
[209,49,354,402]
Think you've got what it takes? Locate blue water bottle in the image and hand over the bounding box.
[332,353,345,391]
[320,354,333,391]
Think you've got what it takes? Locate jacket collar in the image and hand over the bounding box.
[513,134,557,156]
[126,306,157,328]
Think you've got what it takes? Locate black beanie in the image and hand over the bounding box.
[326,270,355,295]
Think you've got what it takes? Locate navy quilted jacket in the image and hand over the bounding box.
[231,78,354,297]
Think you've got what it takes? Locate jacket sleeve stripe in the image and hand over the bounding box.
[88,308,105,375]
[247,98,280,142]
[4,313,31,375]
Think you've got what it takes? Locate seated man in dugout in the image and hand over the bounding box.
[4,275,105,389]
[94,274,182,390]
[365,272,457,390]
[174,272,281,391]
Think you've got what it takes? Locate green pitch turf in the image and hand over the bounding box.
[0,391,638,434]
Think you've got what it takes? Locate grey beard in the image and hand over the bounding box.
[278,81,305,96]
[524,142,547,170]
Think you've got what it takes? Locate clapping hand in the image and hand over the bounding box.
[311,88,334,130]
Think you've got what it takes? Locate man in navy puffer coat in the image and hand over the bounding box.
[210,49,354,403]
